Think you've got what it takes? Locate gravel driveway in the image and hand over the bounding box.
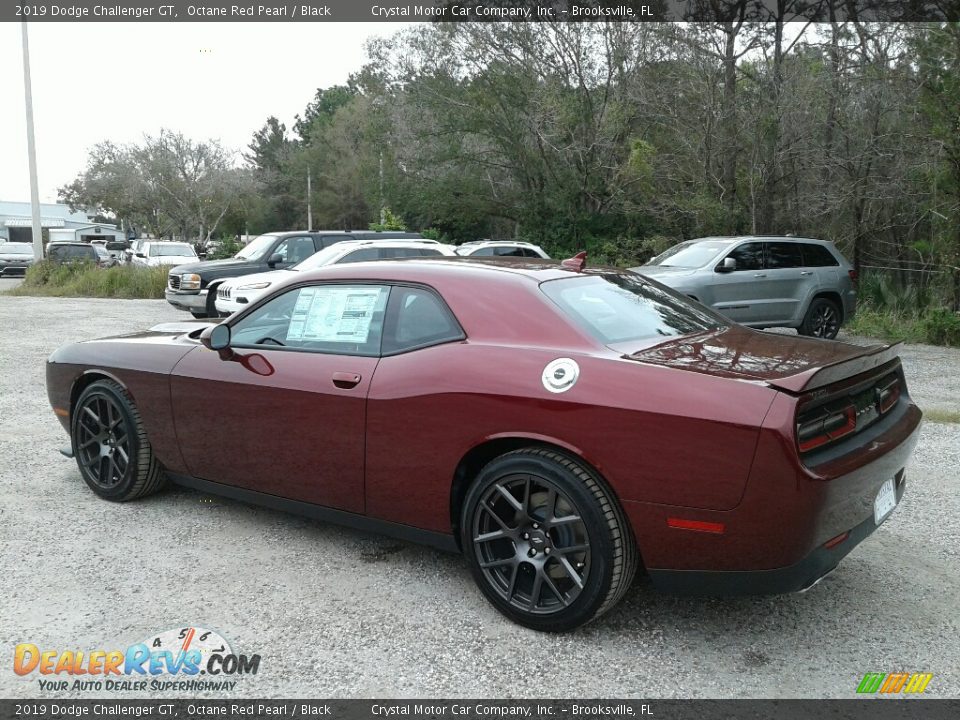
[1,295,957,699]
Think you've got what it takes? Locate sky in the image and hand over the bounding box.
[0,22,413,204]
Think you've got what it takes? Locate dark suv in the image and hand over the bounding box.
[165,230,423,318]
[46,242,113,268]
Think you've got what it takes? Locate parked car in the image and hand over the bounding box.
[633,236,857,339]
[47,255,920,631]
[123,239,146,265]
[166,230,424,319]
[46,242,109,268]
[215,239,455,315]
[132,241,199,268]
[456,240,550,259]
[0,242,36,277]
[94,244,119,268]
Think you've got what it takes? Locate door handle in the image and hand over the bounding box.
[332,372,362,389]
[753,273,767,278]
[800,271,814,276]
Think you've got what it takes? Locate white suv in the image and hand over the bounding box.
[132,241,198,267]
[215,240,456,315]
[455,240,550,259]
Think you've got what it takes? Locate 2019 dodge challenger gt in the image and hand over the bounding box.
[46,256,922,632]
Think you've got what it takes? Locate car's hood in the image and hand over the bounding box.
[0,253,34,262]
[148,256,198,266]
[169,258,264,280]
[631,265,698,279]
[221,268,295,288]
[620,326,895,393]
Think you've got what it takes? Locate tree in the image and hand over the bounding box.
[60,131,254,242]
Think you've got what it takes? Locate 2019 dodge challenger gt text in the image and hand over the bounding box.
[46,256,922,632]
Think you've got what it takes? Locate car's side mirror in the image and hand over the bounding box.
[717,257,736,273]
[200,323,233,360]
[135,253,146,258]
[267,253,283,268]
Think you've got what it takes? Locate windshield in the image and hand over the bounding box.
[0,243,33,255]
[235,234,279,261]
[541,272,725,345]
[150,243,196,257]
[647,239,733,269]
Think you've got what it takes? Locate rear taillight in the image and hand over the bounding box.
[848,269,858,281]
[878,377,900,413]
[797,404,856,452]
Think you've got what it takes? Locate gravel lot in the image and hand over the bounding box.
[1,295,958,699]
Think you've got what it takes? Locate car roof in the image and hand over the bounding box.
[459,240,541,247]
[294,256,607,286]
[329,239,441,249]
[688,235,829,244]
[47,241,94,247]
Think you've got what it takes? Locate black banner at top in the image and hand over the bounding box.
[5,0,960,23]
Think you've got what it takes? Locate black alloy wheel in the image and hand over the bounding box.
[462,448,637,632]
[801,298,842,339]
[71,380,167,501]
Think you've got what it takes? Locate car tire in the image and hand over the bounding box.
[205,286,224,318]
[461,447,638,632]
[799,297,842,339]
[190,311,208,319]
[71,380,167,502]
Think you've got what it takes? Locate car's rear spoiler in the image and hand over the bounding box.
[766,342,903,394]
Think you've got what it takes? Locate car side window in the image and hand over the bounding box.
[494,246,525,257]
[381,286,464,354]
[230,284,390,357]
[724,242,763,271]
[273,237,315,264]
[470,247,496,256]
[800,243,840,267]
[766,242,803,269]
[339,248,379,264]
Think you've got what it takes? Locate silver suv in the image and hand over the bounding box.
[633,236,856,339]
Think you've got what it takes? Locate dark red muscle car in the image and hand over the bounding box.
[46,257,922,631]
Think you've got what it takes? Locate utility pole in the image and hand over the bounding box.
[379,149,385,226]
[306,167,313,231]
[21,22,43,262]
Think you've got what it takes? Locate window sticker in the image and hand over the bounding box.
[286,286,383,343]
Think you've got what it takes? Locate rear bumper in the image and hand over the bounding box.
[648,472,906,595]
[626,393,921,595]
[165,288,207,312]
[842,287,857,322]
[0,265,29,277]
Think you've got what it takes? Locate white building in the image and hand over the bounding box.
[0,201,124,244]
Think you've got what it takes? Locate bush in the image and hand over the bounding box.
[922,307,960,346]
[209,236,241,259]
[5,261,168,299]
[595,234,679,267]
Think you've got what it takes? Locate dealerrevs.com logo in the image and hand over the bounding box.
[13,626,261,692]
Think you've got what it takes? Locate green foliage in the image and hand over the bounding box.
[419,228,441,240]
[921,307,960,346]
[594,234,678,267]
[7,261,168,299]
[368,208,408,232]
[847,271,959,346]
[209,237,241,260]
[857,273,933,316]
